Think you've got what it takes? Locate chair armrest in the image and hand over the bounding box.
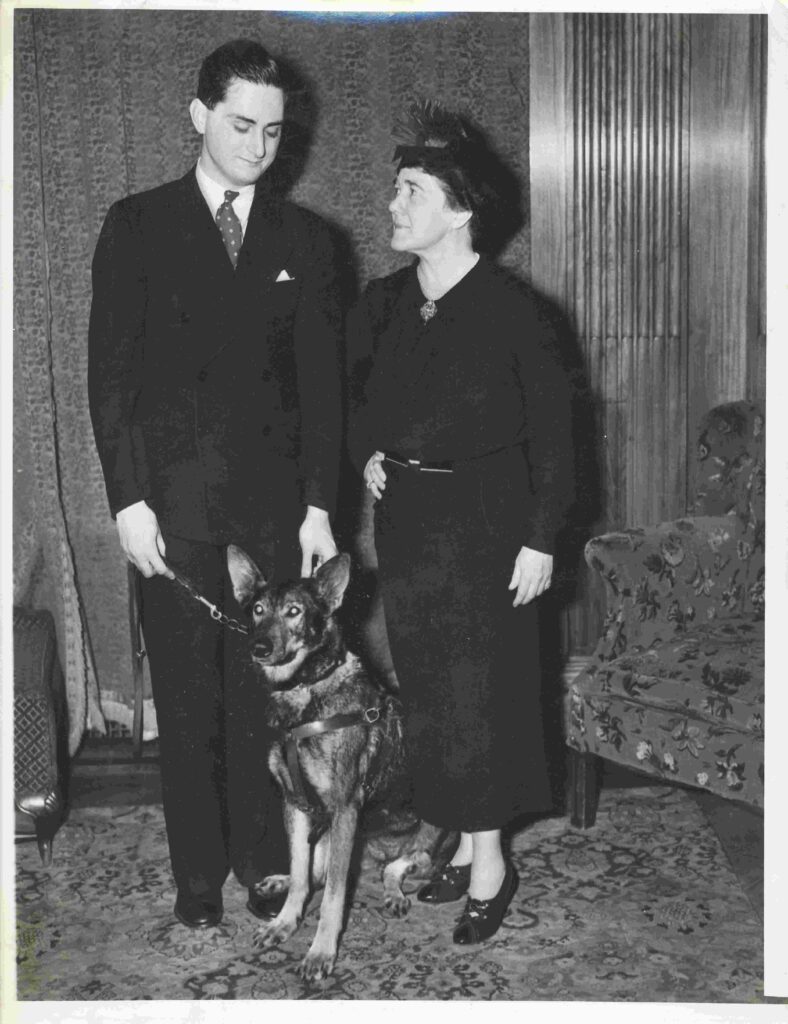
[13,608,59,697]
[584,515,762,662]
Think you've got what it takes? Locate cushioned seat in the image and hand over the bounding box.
[568,618,764,805]
[577,619,764,726]
[565,402,764,824]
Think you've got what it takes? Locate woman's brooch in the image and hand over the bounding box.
[419,299,438,324]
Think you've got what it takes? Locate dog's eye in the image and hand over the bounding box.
[253,603,264,616]
[286,605,302,618]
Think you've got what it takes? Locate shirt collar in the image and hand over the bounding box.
[195,160,256,234]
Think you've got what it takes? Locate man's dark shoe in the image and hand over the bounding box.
[174,890,223,929]
[247,886,288,920]
[417,862,472,904]
[452,861,519,944]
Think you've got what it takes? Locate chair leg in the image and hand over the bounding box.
[568,749,602,828]
[35,822,54,867]
[16,787,63,866]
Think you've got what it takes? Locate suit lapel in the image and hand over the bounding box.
[170,167,238,282]
[235,180,294,288]
[170,170,293,288]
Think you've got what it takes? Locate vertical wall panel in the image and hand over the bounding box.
[572,13,690,532]
[530,14,571,308]
[531,13,764,655]
[688,14,766,416]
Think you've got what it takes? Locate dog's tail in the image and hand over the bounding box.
[363,695,406,806]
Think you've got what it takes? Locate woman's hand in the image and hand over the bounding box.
[363,451,387,500]
[508,546,553,606]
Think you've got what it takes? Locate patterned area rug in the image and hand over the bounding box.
[16,786,764,1002]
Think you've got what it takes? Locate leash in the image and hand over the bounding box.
[128,564,147,758]
[284,707,382,814]
[167,567,250,635]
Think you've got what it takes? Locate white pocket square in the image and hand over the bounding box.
[275,269,295,282]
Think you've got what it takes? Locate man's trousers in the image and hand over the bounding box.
[139,524,300,897]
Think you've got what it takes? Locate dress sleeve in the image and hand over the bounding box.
[346,279,386,477]
[514,297,576,555]
[291,218,346,518]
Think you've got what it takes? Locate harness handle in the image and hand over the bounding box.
[285,707,384,813]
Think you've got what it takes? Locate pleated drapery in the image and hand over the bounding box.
[529,13,765,653]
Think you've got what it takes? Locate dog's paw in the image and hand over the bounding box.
[253,874,290,897]
[252,913,299,949]
[299,946,337,983]
[384,892,411,918]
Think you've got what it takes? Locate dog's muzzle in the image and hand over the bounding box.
[253,639,274,659]
[251,641,298,667]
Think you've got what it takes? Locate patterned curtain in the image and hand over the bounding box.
[13,9,532,747]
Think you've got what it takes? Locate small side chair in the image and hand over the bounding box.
[14,607,67,864]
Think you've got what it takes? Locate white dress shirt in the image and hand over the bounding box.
[195,160,256,239]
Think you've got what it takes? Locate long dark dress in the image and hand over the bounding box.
[349,256,573,832]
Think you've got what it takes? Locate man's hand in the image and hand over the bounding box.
[117,500,174,579]
[508,546,553,607]
[299,505,338,577]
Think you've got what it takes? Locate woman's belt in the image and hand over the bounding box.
[383,445,515,473]
[383,452,455,473]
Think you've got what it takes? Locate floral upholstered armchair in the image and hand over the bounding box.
[565,401,764,826]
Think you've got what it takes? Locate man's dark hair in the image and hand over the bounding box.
[197,39,286,109]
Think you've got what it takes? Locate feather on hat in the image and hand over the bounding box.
[392,98,478,171]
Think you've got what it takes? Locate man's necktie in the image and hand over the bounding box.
[216,190,242,268]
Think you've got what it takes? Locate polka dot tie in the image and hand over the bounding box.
[216,189,242,268]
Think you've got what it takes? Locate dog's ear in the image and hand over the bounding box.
[313,553,351,613]
[226,544,266,608]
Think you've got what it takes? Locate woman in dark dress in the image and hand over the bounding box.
[350,101,573,944]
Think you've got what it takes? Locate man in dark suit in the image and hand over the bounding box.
[88,39,345,928]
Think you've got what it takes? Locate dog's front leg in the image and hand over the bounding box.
[253,803,310,950]
[300,802,359,982]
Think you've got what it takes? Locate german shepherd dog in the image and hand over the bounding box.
[227,547,453,982]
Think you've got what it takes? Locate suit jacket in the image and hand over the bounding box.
[88,168,344,543]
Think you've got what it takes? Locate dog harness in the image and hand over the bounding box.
[280,691,405,824]
[283,707,382,815]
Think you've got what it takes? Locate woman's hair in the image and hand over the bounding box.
[393,99,514,251]
[197,39,287,110]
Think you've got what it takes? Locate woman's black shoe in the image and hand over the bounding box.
[452,862,518,944]
[416,862,472,904]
